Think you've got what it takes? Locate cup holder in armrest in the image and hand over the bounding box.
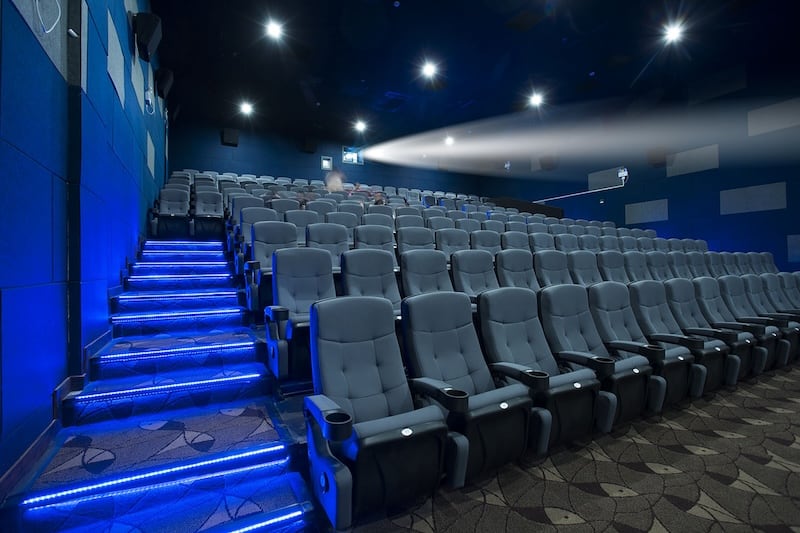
[592,356,616,379]
[644,345,661,350]
[593,357,614,363]
[323,411,353,441]
[443,388,468,399]
[442,388,469,412]
[524,370,550,393]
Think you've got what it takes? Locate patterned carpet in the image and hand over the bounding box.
[352,369,800,532]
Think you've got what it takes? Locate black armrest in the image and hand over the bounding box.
[605,340,665,364]
[409,377,469,413]
[736,315,781,326]
[712,321,765,336]
[759,312,796,325]
[555,351,615,379]
[244,260,261,273]
[648,333,704,350]
[265,305,289,323]
[489,362,549,394]
[683,327,739,345]
[304,394,353,441]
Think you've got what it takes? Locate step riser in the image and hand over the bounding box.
[113,294,240,313]
[140,251,228,262]
[131,264,231,276]
[91,346,260,380]
[112,312,246,337]
[125,277,235,291]
[143,242,225,252]
[63,378,269,426]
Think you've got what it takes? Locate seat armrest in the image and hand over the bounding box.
[304,395,353,441]
[244,260,261,273]
[409,377,469,413]
[555,351,615,379]
[489,362,549,394]
[647,333,704,350]
[265,305,289,323]
[759,312,795,325]
[605,340,664,363]
[683,327,738,344]
[736,315,782,326]
[712,321,765,335]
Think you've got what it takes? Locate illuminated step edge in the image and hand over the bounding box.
[111,308,244,324]
[127,273,233,281]
[134,261,229,267]
[116,290,238,301]
[71,372,264,403]
[96,340,256,365]
[215,502,313,533]
[140,250,227,260]
[20,443,288,508]
[143,241,224,251]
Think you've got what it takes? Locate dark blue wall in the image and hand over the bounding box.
[0,0,166,474]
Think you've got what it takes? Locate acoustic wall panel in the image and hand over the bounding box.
[748,98,800,137]
[107,10,125,105]
[625,199,668,225]
[720,182,786,215]
[666,144,719,177]
[147,132,155,178]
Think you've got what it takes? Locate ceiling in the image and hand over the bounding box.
[151,0,798,146]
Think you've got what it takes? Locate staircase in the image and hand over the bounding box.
[2,240,316,532]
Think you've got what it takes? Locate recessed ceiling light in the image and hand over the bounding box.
[529,92,544,107]
[422,62,438,78]
[354,120,367,132]
[444,136,454,146]
[664,23,683,43]
[266,20,283,40]
[240,102,253,115]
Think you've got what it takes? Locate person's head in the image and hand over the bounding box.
[353,182,361,190]
[325,170,345,192]
[374,192,385,205]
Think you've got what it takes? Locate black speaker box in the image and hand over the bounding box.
[221,128,239,147]
[133,13,162,62]
[155,68,173,99]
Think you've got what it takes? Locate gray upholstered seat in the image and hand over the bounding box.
[567,250,603,286]
[735,252,756,275]
[307,223,349,271]
[340,250,402,315]
[599,235,620,251]
[505,221,527,233]
[529,232,555,253]
[455,218,480,233]
[435,228,470,262]
[470,230,501,256]
[527,222,548,234]
[400,249,453,297]
[285,209,319,244]
[450,249,500,301]
[619,236,638,253]
[686,251,712,278]
[534,249,572,287]
[306,296,452,530]
[395,214,425,230]
[481,219,505,233]
[539,283,665,424]
[402,291,549,479]
[667,238,683,252]
[426,216,455,231]
[353,225,397,268]
[397,227,435,256]
[646,251,672,281]
[367,204,393,217]
[705,251,726,277]
[500,231,529,251]
[192,190,225,238]
[637,237,655,252]
[554,233,579,253]
[269,198,300,218]
[362,213,394,230]
[720,252,741,275]
[306,200,337,218]
[667,251,692,279]
[152,188,190,237]
[338,202,365,218]
[246,220,298,312]
[624,251,652,282]
[478,287,616,446]
[743,274,800,361]
[653,238,670,252]
[597,250,629,283]
[495,249,540,291]
[629,280,731,394]
[325,211,359,245]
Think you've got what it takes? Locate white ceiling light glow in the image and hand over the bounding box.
[664,23,683,43]
[355,120,367,132]
[266,20,283,40]
[529,92,544,107]
[422,62,438,78]
[240,102,254,115]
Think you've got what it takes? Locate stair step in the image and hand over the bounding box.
[125,273,235,290]
[111,307,246,336]
[113,288,240,313]
[91,329,259,379]
[143,240,225,252]
[140,249,228,262]
[63,363,269,425]
[130,261,231,276]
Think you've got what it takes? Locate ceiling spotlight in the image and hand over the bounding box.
[354,120,367,132]
[422,62,438,79]
[240,102,253,115]
[664,23,683,43]
[529,92,544,107]
[266,20,283,40]
[444,136,454,146]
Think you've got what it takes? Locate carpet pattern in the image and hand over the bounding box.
[353,370,800,532]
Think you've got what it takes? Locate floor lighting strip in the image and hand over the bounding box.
[74,373,262,402]
[111,308,243,323]
[99,341,255,362]
[116,290,238,301]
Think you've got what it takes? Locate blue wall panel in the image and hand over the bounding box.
[85,11,112,127]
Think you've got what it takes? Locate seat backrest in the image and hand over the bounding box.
[643,229,657,238]
[616,228,632,238]
[435,228,470,261]
[666,251,692,279]
[368,204,393,217]
[747,252,766,274]
[194,191,224,217]
[395,206,419,217]
[500,231,529,250]
[567,224,586,236]
[540,284,610,355]
[461,204,477,213]
[705,251,726,277]
[305,200,336,218]
[505,221,527,233]
[601,220,616,228]
[353,225,397,267]
[597,250,630,283]
[619,236,638,252]
[427,216,455,231]
[306,223,349,269]
[692,276,739,323]
[664,277,712,329]
[269,198,300,217]
[482,219,505,233]
[468,211,487,221]
[478,287,558,374]
[251,221,298,271]
[495,249,539,290]
[447,210,467,221]
[645,251,672,281]
[567,250,603,286]
[470,230,501,256]
[628,280,684,336]
[588,281,649,344]
[284,209,319,242]
[585,225,602,237]
[527,222,548,234]
[230,195,264,223]
[778,272,800,306]
[653,238,670,252]
[340,249,402,313]
[761,252,778,274]
[455,218,480,233]
[158,188,190,215]
[686,251,711,278]
[402,291,495,395]
[717,274,760,316]
[451,249,500,296]
[601,227,617,237]
[529,232,555,252]
[507,214,526,223]
[311,296,413,423]
[489,212,508,224]
[681,238,698,252]
[534,249,572,287]
[720,252,741,275]
[599,235,621,251]
[741,273,776,314]
[362,213,394,229]
[578,234,601,253]
[735,252,755,275]
[395,214,425,230]
[397,227,435,255]
[548,223,568,235]
[422,207,442,220]
[240,207,279,244]
[637,237,654,252]
[667,238,684,252]
[272,247,336,321]
[554,233,579,253]
[400,249,453,297]
[630,228,645,239]
[325,211,359,243]
[338,202,365,218]
[624,251,652,282]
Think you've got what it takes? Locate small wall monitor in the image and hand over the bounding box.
[342,146,364,165]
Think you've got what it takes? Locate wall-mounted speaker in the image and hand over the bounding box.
[133,13,162,62]
[155,68,173,99]
[300,138,317,154]
[647,148,667,167]
[221,128,239,147]
[539,155,558,171]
